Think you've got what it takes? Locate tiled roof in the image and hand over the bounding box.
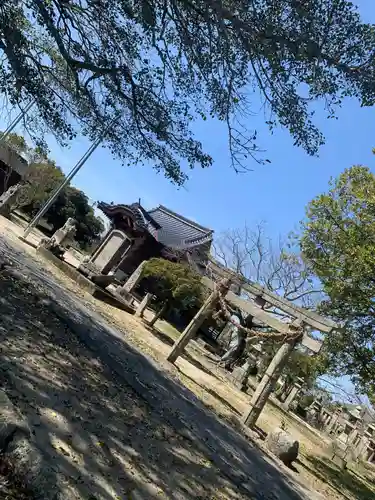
[147,205,213,250]
[97,201,160,232]
[98,201,213,252]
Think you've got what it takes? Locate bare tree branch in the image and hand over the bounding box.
[213,222,323,309]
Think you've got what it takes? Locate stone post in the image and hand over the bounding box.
[167,278,231,364]
[149,302,168,328]
[135,293,152,318]
[120,261,146,295]
[367,443,375,462]
[353,436,368,461]
[242,321,303,428]
[231,354,257,391]
[327,409,341,435]
[348,427,359,445]
[325,410,334,426]
[283,377,304,411]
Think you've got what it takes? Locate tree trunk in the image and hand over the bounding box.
[242,338,299,428]
[149,301,168,327]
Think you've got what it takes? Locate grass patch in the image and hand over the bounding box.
[303,455,375,500]
[155,319,181,341]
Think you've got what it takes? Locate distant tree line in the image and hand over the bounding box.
[5,132,104,250]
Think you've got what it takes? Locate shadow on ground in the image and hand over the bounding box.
[177,369,242,416]
[301,455,375,500]
[143,323,175,346]
[0,241,312,499]
[149,322,226,383]
[1,274,247,499]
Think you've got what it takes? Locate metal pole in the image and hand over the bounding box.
[0,100,35,141]
[23,116,118,238]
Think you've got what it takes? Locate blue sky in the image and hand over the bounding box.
[4,0,374,245]
[1,0,372,404]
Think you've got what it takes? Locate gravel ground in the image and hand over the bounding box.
[0,267,253,499]
[0,456,33,499]
[0,219,364,500]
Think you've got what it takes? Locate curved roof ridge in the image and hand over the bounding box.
[148,205,213,234]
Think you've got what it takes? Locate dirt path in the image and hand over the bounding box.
[0,227,318,499]
[1,272,252,499]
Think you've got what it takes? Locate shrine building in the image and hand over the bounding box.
[83,201,214,281]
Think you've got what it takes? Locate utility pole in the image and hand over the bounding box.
[0,101,35,142]
[23,115,120,238]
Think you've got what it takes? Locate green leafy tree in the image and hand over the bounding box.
[3,131,49,162]
[142,258,205,315]
[14,160,65,210]
[1,1,375,183]
[301,165,375,400]
[3,132,29,157]
[283,350,327,389]
[2,132,62,208]
[260,339,327,392]
[3,132,104,248]
[40,187,104,250]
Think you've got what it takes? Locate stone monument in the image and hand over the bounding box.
[38,218,77,257]
[282,377,304,411]
[306,397,323,428]
[0,183,21,217]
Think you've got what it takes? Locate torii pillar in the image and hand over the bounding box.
[242,321,304,428]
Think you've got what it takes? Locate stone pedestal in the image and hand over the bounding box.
[282,377,304,411]
[327,410,342,435]
[231,354,257,391]
[321,409,333,427]
[364,440,375,462]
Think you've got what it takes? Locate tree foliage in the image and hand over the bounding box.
[13,159,65,211]
[3,131,65,208]
[15,161,65,210]
[1,1,375,183]
[142,257,205,313]
[259,338,327,390]
[284,350,328,389]
[301,165,375,400]
[3,131,49,161]
[5,132,104,249]
[40,186,105,250]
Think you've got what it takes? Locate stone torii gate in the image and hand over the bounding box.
[167,272,337,428]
